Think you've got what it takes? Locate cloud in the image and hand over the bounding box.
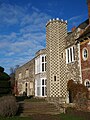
[69,15,82,21]
[0,3,25,26]
[68,15,87,30]
[0,3,51,73]
[32,6,40,12]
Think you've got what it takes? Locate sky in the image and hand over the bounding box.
[0,0,88,74]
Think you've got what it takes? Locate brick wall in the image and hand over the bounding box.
[80,39,90,84]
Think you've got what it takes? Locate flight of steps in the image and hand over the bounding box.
[18,101,60,117]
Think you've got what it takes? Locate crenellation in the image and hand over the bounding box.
[46,18,67,27]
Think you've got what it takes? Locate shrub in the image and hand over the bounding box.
[67,80,88,102]
[0,96,19,117]
[67,80,89,110]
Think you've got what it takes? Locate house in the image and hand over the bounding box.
[15,0,90,105]
[15,49,46,97]
[15,58,35,96]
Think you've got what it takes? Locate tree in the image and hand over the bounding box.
[0,66,11,96]
[9,65,19,94]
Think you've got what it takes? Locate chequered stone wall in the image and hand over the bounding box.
[46,19,67,103]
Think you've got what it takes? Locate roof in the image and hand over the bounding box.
[76,25,90,43]
[77,19,89,29]
[77,25,90,39]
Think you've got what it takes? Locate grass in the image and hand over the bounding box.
[60,113,85,120]
[0,114,86,120]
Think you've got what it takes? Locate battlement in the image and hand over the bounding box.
[46,18,67,27]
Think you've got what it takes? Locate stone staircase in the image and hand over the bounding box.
[18,100,60,117]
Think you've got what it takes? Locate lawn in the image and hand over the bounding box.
[60,113,85,120]
[0,114,86,120]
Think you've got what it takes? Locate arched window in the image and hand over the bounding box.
[25,69,29,77]
[19,73,22,79]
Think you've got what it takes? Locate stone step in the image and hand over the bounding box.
[18,101,60,116]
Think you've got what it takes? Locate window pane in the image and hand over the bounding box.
[73,47,75,60]
[45,79,47,85]
[45,86,47,96]
[42,79,44,85]
[42,87,44,96]
[45,63,46,71]
[70,48,72,62]
[37,87,40,96]
[26,83,27,87]
[45,56,46,62]
[67,49,69,63]
[42,56,44,62]
[42,63,44,71]
[84,49,87,58]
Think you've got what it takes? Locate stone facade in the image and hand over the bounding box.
[15,58,35,96]
[15,49,47,97]
[46,19,67,103]
[65,28,82,84]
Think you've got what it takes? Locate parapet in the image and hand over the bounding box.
[35,49,46,57]
[46,18,67,27]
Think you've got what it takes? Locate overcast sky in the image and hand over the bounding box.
[0,0,88,74]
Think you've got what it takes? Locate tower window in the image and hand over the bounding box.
[61,53,63,58]
[54,76,56,81]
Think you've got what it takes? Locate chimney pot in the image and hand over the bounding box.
[71,26,76,32]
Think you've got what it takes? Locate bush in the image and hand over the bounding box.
[0,96,19,117]
[67,80,88,102]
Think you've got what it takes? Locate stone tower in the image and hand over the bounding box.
[46,18,67,103]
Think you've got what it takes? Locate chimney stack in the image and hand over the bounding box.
[87,0,90,24]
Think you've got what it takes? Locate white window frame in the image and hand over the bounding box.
[35,56,40,74]
[82,47,88,61]
[35,78,47,97]
[41,55,46,72]
[35,54,46,74]
[66,46,75,64]
[41,78,47,97]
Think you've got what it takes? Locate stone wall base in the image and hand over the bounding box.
[46,97,68,113]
